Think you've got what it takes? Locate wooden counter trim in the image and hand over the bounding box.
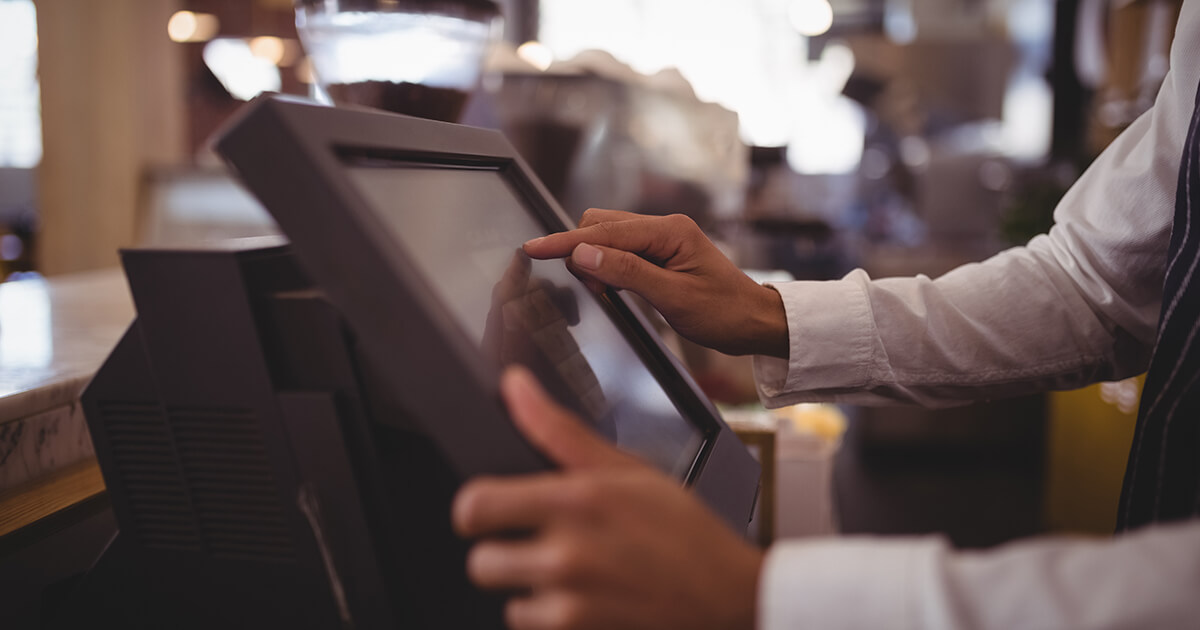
[0,459,108,554]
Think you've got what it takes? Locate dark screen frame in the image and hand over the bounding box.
[214,95,758,527]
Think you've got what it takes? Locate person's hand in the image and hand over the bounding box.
[523,209,788,359]
[453,367,764,630]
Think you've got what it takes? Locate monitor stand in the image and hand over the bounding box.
[46,241,504,629]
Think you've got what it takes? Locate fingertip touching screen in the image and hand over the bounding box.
[344,160,707,480]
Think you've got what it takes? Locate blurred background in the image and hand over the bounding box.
[0,0,1181,546]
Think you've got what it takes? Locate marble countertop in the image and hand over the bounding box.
[0,269,133,425]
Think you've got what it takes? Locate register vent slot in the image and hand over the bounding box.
[99,402,202,551]
[169,408,295,562]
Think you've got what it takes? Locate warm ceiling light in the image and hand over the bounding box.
[249,36,287,66]
[167,11,196,41]
[168,11,219,43]
[516,41,554,72]
[788,0,834,37]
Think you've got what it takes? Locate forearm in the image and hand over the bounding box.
[755,241,1159,408]
[759,521,1200,630]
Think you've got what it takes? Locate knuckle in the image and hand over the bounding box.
[666,213,697,232]
[614,251,640,277]
[542,540,585,582]
[562,477,617,522]
[580,208,600,226]
[592,220,616,242]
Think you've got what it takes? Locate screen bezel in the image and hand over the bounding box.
[214,97,756,513]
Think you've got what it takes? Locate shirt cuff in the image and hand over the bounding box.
[753,271,877,406]
[759,537,945,630]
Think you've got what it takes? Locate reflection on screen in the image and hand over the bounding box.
[346,165,703,479]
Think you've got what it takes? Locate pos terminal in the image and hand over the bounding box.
[63,96,759,629]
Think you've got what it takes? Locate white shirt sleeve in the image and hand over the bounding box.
[759,521,1200,630]
[754,0,1200,409]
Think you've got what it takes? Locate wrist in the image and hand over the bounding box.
[746,284,789,360]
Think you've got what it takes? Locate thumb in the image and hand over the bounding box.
[501,366,640,470]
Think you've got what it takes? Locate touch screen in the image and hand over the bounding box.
[346,165,705,479]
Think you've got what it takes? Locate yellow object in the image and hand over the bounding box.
[1044,377,1142,534]
[772,403,848,442]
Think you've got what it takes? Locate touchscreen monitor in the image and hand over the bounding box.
[345,163,704,479]
[214,95,758,529]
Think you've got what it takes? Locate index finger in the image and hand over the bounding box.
[522,214,686,263]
